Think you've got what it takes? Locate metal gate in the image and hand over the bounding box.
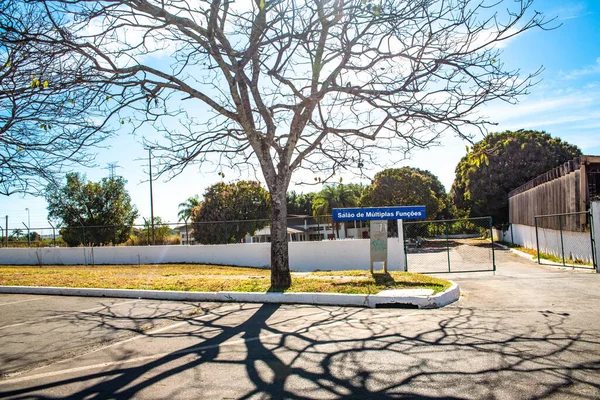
[403,216,496,273]
[534,211,597,269]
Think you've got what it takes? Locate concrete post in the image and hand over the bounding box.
[397,219,407,272]
[591,201,600,273]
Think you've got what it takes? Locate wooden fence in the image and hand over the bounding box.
[508,156,600,231]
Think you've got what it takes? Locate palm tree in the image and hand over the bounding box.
[178,195,202,221]
[313,184,358,239]
[312,197,329,240]
[11,228,23,240]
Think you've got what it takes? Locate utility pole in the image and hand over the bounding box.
[104,162,121,179]
[148,148,155,245]
[5,215,7,247]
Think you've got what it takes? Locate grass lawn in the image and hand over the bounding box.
[0,264,452,295]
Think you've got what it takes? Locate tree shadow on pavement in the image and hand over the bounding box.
[1,302,600,399]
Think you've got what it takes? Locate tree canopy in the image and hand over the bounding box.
[141,216,174,245]
[360,167,449,220]
[312,183,362,238]
[191,181,270,244]
[451,130,582,225]
[46,173,138,246]
[2,0,553,287]
[286,191,316,216]
[0,2,110,195]
[312,184,363,215]
[178,195,202,222]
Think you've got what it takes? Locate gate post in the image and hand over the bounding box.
[397,219,407,272]
[489,217,496,273]
[445,222,451,272]
[534,217,541,265]
[591,201,600,273]
[559,215,566,267]
[510,223,515,245]
[402,221,409,272]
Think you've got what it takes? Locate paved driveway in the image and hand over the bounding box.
[406,237,496,273]
[0,249,599,399]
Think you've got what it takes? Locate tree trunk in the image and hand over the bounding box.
[270,189,292,288]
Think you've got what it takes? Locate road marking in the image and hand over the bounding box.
[0,299,139,331]
[0,297,48,307]
[0,303,245,383]
[0,309,419,385]
[0,334,268,386]
[65,303,245,358]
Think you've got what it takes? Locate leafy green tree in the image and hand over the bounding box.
[313,184,361,238]
[360,168,449,220]
[178,195,202,222]
[452,130,582,225]
[11,228,23,240]
[46,173,138,246]
[192,181,270,244]
[142,216,174,245]
[29,231,42,242]
[286,192,316,216]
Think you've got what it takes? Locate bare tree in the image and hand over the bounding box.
[3,0,553,287]
[0,2,116,195]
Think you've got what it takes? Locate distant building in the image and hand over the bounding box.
[174,224,195,245]
[175,215,371,245]
[245,215,369,243]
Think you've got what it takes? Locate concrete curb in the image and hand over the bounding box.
[494,242,595,271]
[494,242,537,262]
[0,282,459,309]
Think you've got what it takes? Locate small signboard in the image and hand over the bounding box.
[370,220,388,272]
[332,206,426,221]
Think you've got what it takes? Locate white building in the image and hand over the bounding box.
[177,216,370,244]
[174,224,195,245]
[245,215,369,243]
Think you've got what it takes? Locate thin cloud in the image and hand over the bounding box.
[550,2,592,21]
[485,93,596,122]
[562,57,600,80]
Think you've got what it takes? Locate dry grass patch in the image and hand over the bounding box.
[498,242,593,266]
[0,265,451,295]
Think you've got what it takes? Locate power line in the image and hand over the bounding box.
[104,162,122,179]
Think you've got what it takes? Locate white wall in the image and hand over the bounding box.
[592,201,600,272]
[492,228,514,243]
[0,238,405,272]
[494,223,593,264]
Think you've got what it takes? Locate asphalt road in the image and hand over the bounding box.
[0,248,599,399]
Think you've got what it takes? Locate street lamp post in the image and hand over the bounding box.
[148,148,155,246]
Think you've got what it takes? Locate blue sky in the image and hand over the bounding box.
[2,0,599,231]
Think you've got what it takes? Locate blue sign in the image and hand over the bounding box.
[332,206,426,221]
